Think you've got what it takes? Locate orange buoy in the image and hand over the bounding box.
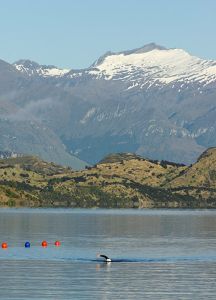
[55,240,61,247]
[2,242,8,249]
[41,240,48,247]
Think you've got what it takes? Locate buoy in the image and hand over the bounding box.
[1,242,8,249]
[55,240,61,247]
[41,240,48,247]
[25,241,31,248]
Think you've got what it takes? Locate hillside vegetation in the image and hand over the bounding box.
[0,149,216,208]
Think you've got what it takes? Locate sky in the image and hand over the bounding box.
[0,0,216,69]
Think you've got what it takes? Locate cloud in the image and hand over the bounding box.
[3,97,57,122]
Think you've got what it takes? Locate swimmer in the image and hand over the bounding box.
[97,253,112,262]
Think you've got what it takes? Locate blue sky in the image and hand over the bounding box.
[1,0,216,69]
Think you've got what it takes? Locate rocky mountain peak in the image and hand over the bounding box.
[91,43,166,67]
[14,59,41,69]
[13,59,70,77]
[121,42,167,55]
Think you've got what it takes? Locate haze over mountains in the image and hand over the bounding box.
[0,43,216,168]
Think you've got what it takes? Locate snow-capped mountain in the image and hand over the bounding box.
[13,43,216,87]
[92,47,216,87]
[1,43,216,166]
[69,43,216,89]
[14,59,70,77]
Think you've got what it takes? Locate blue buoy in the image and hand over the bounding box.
[25,241,31,248]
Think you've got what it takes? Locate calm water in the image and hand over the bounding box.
[0,209,216,299]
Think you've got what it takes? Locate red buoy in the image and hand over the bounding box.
[41,240,48,247]
[2,242,8,249]
[55,240,61,247]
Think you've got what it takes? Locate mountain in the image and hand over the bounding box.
[1,148,216,208]
[168,147,216,189]
[14,59,70,77]
[53,43,216,164]
[0,43,216,166]
[0,60,86,169]
[90,42,216,85]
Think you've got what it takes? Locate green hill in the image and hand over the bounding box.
[0,149,216,208]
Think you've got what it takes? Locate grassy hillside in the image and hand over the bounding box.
[0,149,216,208]
[165,148,216,202]
[168,148,216,188]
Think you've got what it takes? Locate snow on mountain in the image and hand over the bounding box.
[14,59,70,77]
[87,44,216,89]
[13,44,216,88]
[2,43,216,166]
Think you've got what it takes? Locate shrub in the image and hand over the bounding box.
[20,173,29,178]
[7,199,16,207]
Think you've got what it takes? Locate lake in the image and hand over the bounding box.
[0,209,216,299]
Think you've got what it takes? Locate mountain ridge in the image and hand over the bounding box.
[1,148,216,208]
[13,59,70,77]
[0,43,216,166]
[91,43,167,67]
